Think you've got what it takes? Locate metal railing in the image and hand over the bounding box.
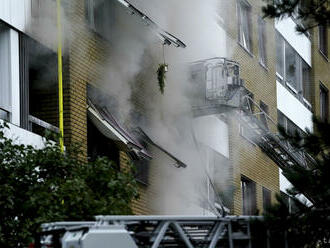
[38,215,266,248]
[240,94,315,169]
[29,115,60,134]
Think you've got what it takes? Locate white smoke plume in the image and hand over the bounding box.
[29,0,236,215]
[95,0,235,215]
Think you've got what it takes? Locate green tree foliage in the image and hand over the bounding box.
[0,123,139,247]
[263,0,330,32]
[259,117,330,247]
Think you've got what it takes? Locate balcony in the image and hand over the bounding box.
[239,93,315,169]
[190,57,315,170]
[190,57,243,116]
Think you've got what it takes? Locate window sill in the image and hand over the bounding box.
[238,42,254,58]
[302,98,312,110]
[319,50,329,62]
[239,125,257,147]
[285,82,298,95]
[276,72,284,81]
[259,61,268,71]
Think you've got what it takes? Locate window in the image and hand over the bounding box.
[319,25,328,58]
[260,101,269,130]
[302,60,312,104]
[278,110,304,136]
[285,42,298,92]
[320,83,329,122]
[19,34,59,135]
[241,176,257,215]
[276,32,312,107]
[85,0,114,39]
[0,25,11,121]
[262,187,271,212]
[87,118,120,167]
[237,0,252,52]
[206,65,227,100]
[258,17,267,67]
[133,157,150,185]
[276,32,284,79]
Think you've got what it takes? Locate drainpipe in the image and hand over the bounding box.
[57,0,64,152]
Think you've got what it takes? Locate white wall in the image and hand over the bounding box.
[0,0,32,32]
[0,120,45,149]
[9,29,20,126]
[193,115,229,158]
[279,168,312,207]
[277,81,313,131]
[275,17,311,66]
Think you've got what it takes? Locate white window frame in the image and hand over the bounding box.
[258,17,267,68]
[318,25,328,59]
[237,0,252,53]
[276,32,312,107]
[0,25,12,121]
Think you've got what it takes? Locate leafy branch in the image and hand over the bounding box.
[157,63,168,94]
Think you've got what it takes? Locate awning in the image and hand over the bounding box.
[116,0,186,48]
[133,128,187,168]
[87,99,151,160]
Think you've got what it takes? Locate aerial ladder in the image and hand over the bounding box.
[36,215,267,248]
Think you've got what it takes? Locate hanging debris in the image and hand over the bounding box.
[157,63,168,94]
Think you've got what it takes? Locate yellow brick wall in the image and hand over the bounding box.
[311,27,330,119]
[221,0,280,215]
[119,151,153,215]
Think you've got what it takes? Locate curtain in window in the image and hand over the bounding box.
[0,27,11,113]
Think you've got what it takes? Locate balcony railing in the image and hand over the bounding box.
[28,115,59,136]
[190,57,315,170]
[190,57,243,114]
[239,94,316,169]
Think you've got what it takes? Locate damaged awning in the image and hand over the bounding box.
[116,0,186,48]
[87,99,151,160]
[134,128,187,168]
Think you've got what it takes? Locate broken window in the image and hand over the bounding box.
[237,0,252,52]
[258,17,267,67]
[19,34,59,136]
[262,187,271,212]
[320,83,329,122]
[0,25,11,121]
[259,101,269,130]
[128,149,150,186]
[241,176,257,215]
[276,32,312,108]
[85,0,115,39]
[319,25,328,58]
[87,118,120,167]
[87,85,151,182]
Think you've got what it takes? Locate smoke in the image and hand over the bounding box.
[27,0,235,215]
[101,0,234,215]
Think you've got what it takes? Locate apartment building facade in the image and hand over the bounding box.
[0,0,328,216]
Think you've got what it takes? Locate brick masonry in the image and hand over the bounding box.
[47,0,330,216]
